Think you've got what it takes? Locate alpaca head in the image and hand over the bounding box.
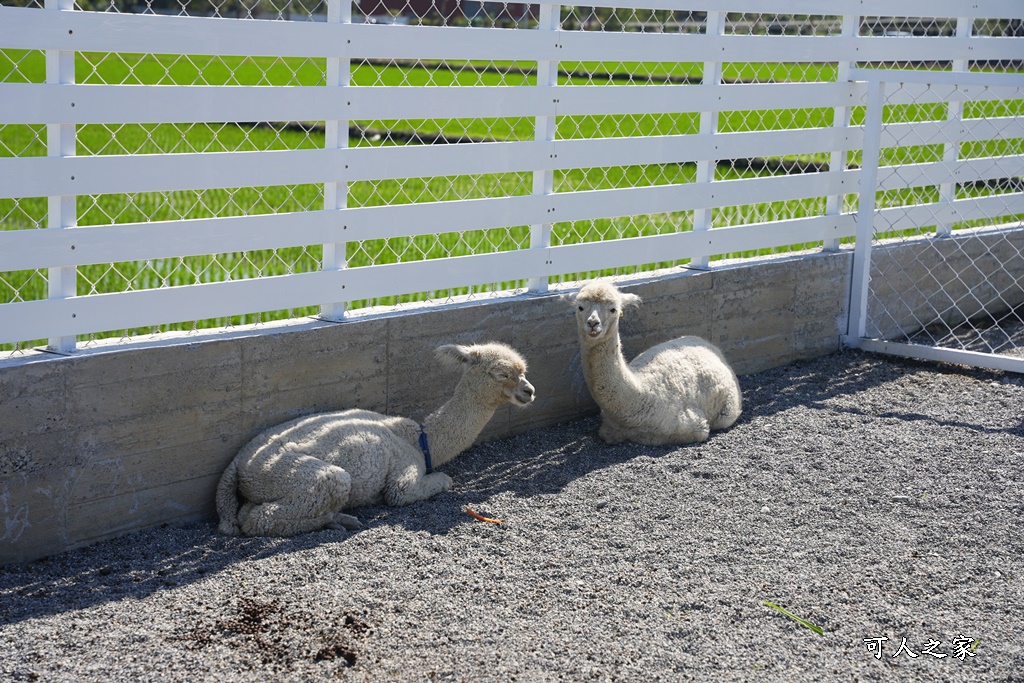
[572,280,641,344]
[435,342,535,407]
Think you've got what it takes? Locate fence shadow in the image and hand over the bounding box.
[0,521,344,627]
[2,350,1019,626]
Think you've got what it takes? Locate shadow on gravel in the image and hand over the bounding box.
[2,351,1018,626]
[0,522,348,627]
[743,351,1023,436]
[453,351,1021,500]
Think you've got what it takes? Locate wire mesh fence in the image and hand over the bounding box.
[848,69,1024,372]
[2,2,1023,353]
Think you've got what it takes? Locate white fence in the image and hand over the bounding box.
[846,68,1024,373]
[1,0,1023,353]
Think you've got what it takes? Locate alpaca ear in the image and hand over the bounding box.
[435,344,474,367]
[621,292,642,309]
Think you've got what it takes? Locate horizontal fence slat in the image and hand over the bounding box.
[877,155,1024,191]
[0,83,347,126]
[0,249,550,344]
[2,166,860,271]
[571,0,1023,16]
[564,32,1014,66]
[0,209,862,345]
[0,81,866,126]
[879,81,1024,106]
[4,7,1021,65]
[853,68,1024,88]
[0,7,553,61]
[548,213,856,274]
[0,148,337,198]
[553,171,850,223]
[881,117,1024,148]
[1,124,857,198]
[875,193,1024,232]
[553,82,860,117]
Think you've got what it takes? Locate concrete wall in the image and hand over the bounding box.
[1,251,851,564]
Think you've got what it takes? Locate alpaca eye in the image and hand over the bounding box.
[609,308,616,314]
[577,305,584,311]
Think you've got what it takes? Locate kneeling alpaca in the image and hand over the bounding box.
[216,342,535,537]
[572,280,741,445]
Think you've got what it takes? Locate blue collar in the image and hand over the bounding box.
[418,425,433,474]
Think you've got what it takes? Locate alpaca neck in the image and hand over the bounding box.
[581,332,645,414]
[420,379,500,467]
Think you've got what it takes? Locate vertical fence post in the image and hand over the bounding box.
[823,13,859,252]
[528,2,560,294]
[845,76,885,347]
[689,10,725,271]
[936,16,972,238]
[320,0,351,321]
[45,0,77,353]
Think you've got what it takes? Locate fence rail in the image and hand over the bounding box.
[2,0,1023,353]
[846,68,1024,373]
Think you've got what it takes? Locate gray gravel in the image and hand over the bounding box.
[2,350,1022,682]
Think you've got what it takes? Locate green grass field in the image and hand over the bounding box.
[2,48,1020,349]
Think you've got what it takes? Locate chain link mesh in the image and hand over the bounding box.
[864,79,1024,361]
[2,3,1022,351]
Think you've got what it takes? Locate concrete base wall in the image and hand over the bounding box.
[1,251,851,564]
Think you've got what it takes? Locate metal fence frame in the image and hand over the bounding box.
[844,67,1024,374]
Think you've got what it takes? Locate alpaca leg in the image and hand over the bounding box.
[677,408,710,444]
[328,512,363,530]
[238,462,353,537]
[598,416,629,444]
[383,468,453,507]
[711,388,743,431]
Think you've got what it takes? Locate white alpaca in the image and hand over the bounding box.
[215,342,535,537]
[571,280,741,446]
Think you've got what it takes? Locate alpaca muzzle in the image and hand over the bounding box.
[514,380,536,405]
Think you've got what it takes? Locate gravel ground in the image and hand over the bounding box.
[1,350,1022,683]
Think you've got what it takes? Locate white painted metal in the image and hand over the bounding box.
[876,156,1024,193]
[1,166,864,274]
[845,77,885,348]
[528,3,559,294]
[563,0,1020,15]
[857,339,1024,374]
[0,250,551,343]
[16,187,1020,277]
[875,194,1024,235]
[320,0,351,322]
[845,69,1024,373]
[3,4,1023,350]
[44,0,76,354]
[823,13,858,252]
[0,81,862,127]
[936,17,972,238]
[1,127,859,199]
[691,10,725,271]
[5,6,1013,65]
[851,68,1024,88]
